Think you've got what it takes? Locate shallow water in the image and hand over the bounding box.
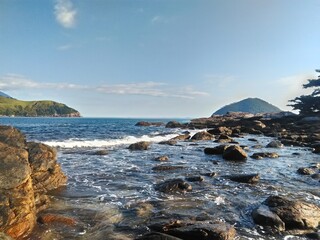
[0,118,319,240]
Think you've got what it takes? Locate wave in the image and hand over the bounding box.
[43,133,180,148]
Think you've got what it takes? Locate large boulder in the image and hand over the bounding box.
[191,131,214,141]
[155,179,192,194]
[222,145,247,161]
[204,145,228,155]
[129,141,151,150]
[0,126,26,148]
[252,195,320,232]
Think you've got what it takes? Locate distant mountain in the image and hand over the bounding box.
[212,98,282,116]
[0,92,80,117]
[0,91,12,99]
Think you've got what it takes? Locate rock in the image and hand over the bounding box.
[0,126,26,148]
[152,165,184,171]
[264,195,320,230]
[91,150,108,155]
[208,127,232,136]
[152,221,237,240]
[135,203,154,218]
[170,134,190,141]
[0,232,13,240]
[227,173,260,183]
[266,140,284,148]
[203,172,218,177]
[297,167,316,175]
[313,147,320,154]
[37,214,77,226]
[158,140,177,146]
[166,121,184,128]
[136,232,183,240]
[155,179,192,194]
[155,156,169,161]
[135,121,163,127]
[223,145,247,161]
[305,232,320,239]
[252,205,285,231]
[129,141,151,150]
[248,138,258,142]
[251,152,279,159]
[191,131,214,141]
[186,176,204,182]
[204,145,228,155]
[311,174,320,180]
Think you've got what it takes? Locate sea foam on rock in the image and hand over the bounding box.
[0,125,67,239]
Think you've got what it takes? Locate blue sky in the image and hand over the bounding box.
[0,0,320,117]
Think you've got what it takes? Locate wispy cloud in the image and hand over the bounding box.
[54,0,77,28]
[0,74,209,99]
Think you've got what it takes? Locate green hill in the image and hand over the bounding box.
[0,96,80,117]
[213,98,282,116]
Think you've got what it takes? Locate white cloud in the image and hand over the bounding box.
[54,0,77,28]
[0,74,209,99]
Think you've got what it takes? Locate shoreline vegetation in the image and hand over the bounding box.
[0,111,319,239]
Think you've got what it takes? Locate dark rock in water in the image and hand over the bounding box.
[166,121,184,128]
[251,152,279,159]
[204,145,228,155]
[170,134,190,141]
[135,121,163,127]
[152,165,184,171]
[305,232,320,239]
[191,131,214,141]
[297,167,316,175]
[136,232,182,240]
[91,149,108,155]
[313,147,320,154]
[208,127,232,136]
[186,176,204,182]
[266,140,284,148]
[204,172,218,177]
[264,195,320,230]
[129,141,151,150]
[158,140,177,146]
[155,179,192,194]
[311,173,320,179]
[155,156,169,161]
[150,221,236,240]
[252,205,285,231]
[248,138,258,142]
[227,173,260,184]
[223,145,247,161]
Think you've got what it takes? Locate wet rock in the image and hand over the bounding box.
[37,214,77,226]
[313,147,320,154]
[262,195,320,231]
[152,165,184,171]
[191,131,214,141]
[135,203,154,218]
[208,126,232,136]
[204,145,228,155]
[252,144,263,149]
[305,232,320,239]
[248,138,258,142]
[203,172,218,177]
[252,205,285,231]
[91,150,109,155]
[297,167,316,175]
[227,173,260,184]
[251,152,279,160]
[155,179,192,194]
[149,221,236,240]
[222,145,247,161]
[135,121,163,127]
[158,140,177,146]
[266,140,284,148]
[186,176,204,182]
[166,121,184,128]
[170,134,190,141]
[155,156,169,161]
[129,141,151,150]
[136,232,182,240]
[311,173,320,180]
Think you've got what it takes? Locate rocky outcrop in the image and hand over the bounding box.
[0,126,67,239]
[135,121,164,127]
[222,145,248,161]
[252,195,320,232]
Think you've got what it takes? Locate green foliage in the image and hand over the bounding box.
[288,69,320,115]
[0,97,80,117]
[213,98,281,115]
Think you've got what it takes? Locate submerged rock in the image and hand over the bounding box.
[266,140,284,148]
[158,140,177,146]
[152,165,185,171]
[222,145,247,161]
[155,156,169,161]
[129,141,151,150]
[227,173,260,184]
[251,152,279,159]
[297,167,316,175]
[155,179,192,194]
[186,176,204,182]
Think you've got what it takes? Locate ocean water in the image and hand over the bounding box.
[0,117,319,240]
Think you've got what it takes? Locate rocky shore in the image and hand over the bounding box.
[0,126,67,239]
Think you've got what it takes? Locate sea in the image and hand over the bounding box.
[0,117,319,240]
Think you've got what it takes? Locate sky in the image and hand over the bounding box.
[0,0,320,118]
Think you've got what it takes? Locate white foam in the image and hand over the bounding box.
[43,133,179,148]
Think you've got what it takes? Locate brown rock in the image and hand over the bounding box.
[252,205,285,231]
[204,145,228,155]
[158,140,177,146]
[155,179,192,194]
[0,126,26,148]
[251,152,279,159]
[166,121,184,128]
[135,121,163,127]
[170,134,190,141]
[37,213,77,226]
[297,167,316,175]
[129,141,151,150]
[155,156,169,161]
[191,131,214,141]
[223,145,247,161]
[152,165,184,171]
[227,173,260,184]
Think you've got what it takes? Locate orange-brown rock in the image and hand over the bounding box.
[37,214,77,226]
